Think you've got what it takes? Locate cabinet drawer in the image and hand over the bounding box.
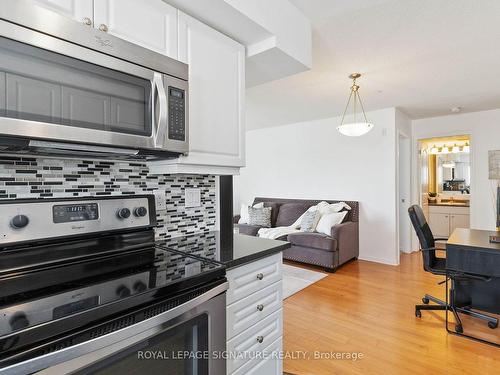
[227,309,283,373]
[227,253,282,304]
[227,281,282,339]
[231,336,283,375]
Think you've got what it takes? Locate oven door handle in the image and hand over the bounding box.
[153,72,168,149]
[0,282,228,375]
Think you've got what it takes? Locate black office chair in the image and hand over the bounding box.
[408,205,498,333]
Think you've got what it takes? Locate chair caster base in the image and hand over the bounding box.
[455,324,463,333]
[422,297,429,304]
[488,321,498,329]
[415,309,421,318]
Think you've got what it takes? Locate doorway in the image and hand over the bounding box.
[398,133,412,253]
[417,135,471,244]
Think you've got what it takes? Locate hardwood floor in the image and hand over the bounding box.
[283,252,500,375]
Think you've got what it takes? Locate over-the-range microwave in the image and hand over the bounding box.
[0,1,188,159]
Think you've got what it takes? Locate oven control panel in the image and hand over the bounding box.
[0,272,151,336]
[167,86,186,141]
[53,203,99,223]
[0,195,155,246]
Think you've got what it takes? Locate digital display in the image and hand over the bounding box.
[170,88,184,99]
[53,203,99,223]
[53,296,99,319]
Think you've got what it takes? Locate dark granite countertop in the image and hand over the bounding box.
[428,202,469,207]
[227,234,290,268]
[157,231,290,269]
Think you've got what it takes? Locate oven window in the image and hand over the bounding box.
[73,314,209,375]
[0,36,152,136]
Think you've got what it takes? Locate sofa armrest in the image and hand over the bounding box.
[233,215,241,224]
[330,221,359,265]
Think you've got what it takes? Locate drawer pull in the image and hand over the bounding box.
[256,335,264,344]
[256,273,264,280]
[257,304,264,311]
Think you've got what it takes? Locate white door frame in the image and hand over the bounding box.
[396,130,412,258]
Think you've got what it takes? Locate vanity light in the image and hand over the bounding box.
[452,144,460,153]
[463,142,470,153]
[337,73,374,137]
[430,145,439,154]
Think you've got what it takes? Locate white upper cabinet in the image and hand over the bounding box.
[176,11,245,169]
[31,0,94,25]
[93,0,178,59]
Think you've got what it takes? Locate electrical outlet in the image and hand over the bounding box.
[153,190,167,211]
[185,188,201,208]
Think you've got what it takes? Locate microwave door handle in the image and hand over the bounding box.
[153,72,168,148]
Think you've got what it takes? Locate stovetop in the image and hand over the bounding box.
[0,243,225,341]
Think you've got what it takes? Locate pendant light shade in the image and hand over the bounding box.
[337,73,374,137]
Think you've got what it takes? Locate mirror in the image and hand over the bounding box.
[437,153,470,193]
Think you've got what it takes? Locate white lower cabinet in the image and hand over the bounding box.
[226,253,283,375]
[231,334,283,375]
[428,205,470,238]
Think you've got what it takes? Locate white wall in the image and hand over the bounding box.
[412,108,500,231]
[234,108,400,265]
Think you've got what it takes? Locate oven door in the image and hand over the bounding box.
[0,9,188,154]
[1,283,227,375]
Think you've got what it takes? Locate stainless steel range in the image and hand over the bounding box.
[0,195,227,375]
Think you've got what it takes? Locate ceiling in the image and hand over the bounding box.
[246,0,500,130]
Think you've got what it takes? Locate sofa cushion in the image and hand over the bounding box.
[287,232,337,252]
[275,203,311,227]
[237,224,264,236]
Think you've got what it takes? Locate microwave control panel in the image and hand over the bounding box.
[168,87,186,141]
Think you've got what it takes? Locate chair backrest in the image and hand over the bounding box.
[408,205,437,273]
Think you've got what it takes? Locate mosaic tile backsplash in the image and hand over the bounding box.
[0,155,217,240]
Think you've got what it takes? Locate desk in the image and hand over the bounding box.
[446,228,500,345]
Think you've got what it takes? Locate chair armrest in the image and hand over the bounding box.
[233,215,241,224]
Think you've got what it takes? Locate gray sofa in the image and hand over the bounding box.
[234,197,359,272]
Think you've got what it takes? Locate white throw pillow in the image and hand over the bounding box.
[316,211,348,236]
[238,202,264,224]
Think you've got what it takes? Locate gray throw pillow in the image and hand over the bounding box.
[248,206,272,227]
[300,210,320,232]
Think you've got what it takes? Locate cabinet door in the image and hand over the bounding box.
[450,214,470,234]
[178,11,245,167]
[31,0,93,25]
[93,0,178,59]
[429,212,450,238]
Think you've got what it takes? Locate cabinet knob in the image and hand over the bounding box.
[99,24,109,32]
[82,17,92,26]
[256,273,264,280]
[257,304,264,311]
[256,335,264,344]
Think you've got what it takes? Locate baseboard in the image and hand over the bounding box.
[358,255,399,266]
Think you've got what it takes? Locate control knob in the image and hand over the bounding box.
[117,208,131,219]
[133,281,147,293]
[10,215,29,230]
[134,207,148,217]
[116,285,131,298]
[10,312,29,331]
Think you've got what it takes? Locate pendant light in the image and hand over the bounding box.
[337,73,374,136]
